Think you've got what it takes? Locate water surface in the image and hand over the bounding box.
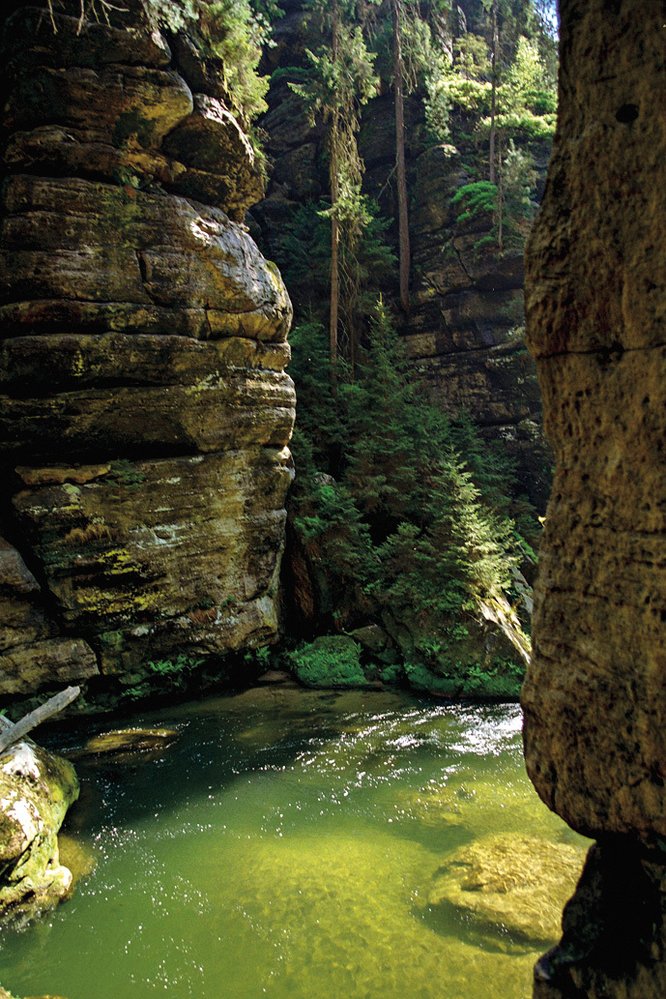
[0,687,586,999]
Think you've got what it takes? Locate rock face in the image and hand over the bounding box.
[0,736,79,925]
[0,0,295,703]
[363,107,552,509]
[522,0,666,994]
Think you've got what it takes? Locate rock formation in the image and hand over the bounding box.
[0,0,295,705]
[0,735,79,925]
[522,0,666,994]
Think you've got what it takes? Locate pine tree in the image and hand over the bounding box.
[290,0,378,376]
[391,0,411,313]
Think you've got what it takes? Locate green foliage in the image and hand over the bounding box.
[288,0,381,363]
[404,655,524,698]
[288,636,368,688]
[451,180,497,225]
[199,0,275,123]
[108,459,146,489]
[123,653,206,701]
[273,201,396,335]
[242,645,273,669]
[287,324,344,463]
[289,302,536,678]
[500,140,538,244]
[451,146,537,252]
[145,654,205,679]
[147,0,280,125]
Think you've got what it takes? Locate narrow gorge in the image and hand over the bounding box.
[0,1,663,997]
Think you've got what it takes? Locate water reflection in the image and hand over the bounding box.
[0,688,587,999]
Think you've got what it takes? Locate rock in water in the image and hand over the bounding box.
[83,727,178,757]
[0,0,295,702]
[0,739,79,926]
[427,834,583,949]
[58,833,97,883]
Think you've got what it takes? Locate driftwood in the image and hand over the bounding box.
[0,686,80,755]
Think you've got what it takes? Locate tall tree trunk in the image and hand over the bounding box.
[393,0,411,313]
[329,0,340,380]
[489,0,498,183]
[497,131,504,252]
[330,138,340,380]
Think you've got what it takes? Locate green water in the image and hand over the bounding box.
[0,687,586,999]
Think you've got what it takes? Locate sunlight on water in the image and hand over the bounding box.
[0,688,588,999]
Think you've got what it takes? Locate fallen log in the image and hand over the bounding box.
[0,686,80,755]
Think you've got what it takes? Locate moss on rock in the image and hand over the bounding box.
[0,739,79,927]
[288,635,372,689]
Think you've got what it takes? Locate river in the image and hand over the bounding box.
[0,686,587,998]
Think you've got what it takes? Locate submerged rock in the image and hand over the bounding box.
[58,833,97,884]
[393,783,466,828]
[427,834,583,949]
[83,727,178,757]
[0,739,79,926]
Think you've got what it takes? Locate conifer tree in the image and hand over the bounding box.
[290,0,377,376]
[391,0,411,313]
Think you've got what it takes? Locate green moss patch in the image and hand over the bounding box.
[288,636,372,689]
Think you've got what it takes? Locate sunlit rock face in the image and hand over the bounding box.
[0,0,295,700]
[0,736,79,925]
[522,0,666,994]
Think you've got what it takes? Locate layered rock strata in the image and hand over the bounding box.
[0,0,295,702]
[522,0,666,994]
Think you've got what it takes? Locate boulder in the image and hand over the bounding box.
[0,738,79,926]
[427,834,583,949]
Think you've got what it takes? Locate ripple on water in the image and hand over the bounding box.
[0,690,587,999]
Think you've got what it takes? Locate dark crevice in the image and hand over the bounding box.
[0,469,70,635]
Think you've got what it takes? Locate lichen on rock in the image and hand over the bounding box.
[0,0,295,702]
[0,738,79,926]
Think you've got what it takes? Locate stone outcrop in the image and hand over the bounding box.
[0,0,295,704]
[522,0,666,994]
[0,736,79,925]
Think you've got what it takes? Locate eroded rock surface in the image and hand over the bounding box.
[522,0,666,994]
[0,0,295,702]
[427,834,583,949]
[0,737,78,925]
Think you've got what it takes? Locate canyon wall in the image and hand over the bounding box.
[253,0,552,509]
[0,0,295,707]
[522,0,666,994]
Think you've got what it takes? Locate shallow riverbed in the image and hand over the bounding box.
[0,686,587,999]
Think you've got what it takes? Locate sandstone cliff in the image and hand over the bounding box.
[522,0,666,994]
[0,0,295,706]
